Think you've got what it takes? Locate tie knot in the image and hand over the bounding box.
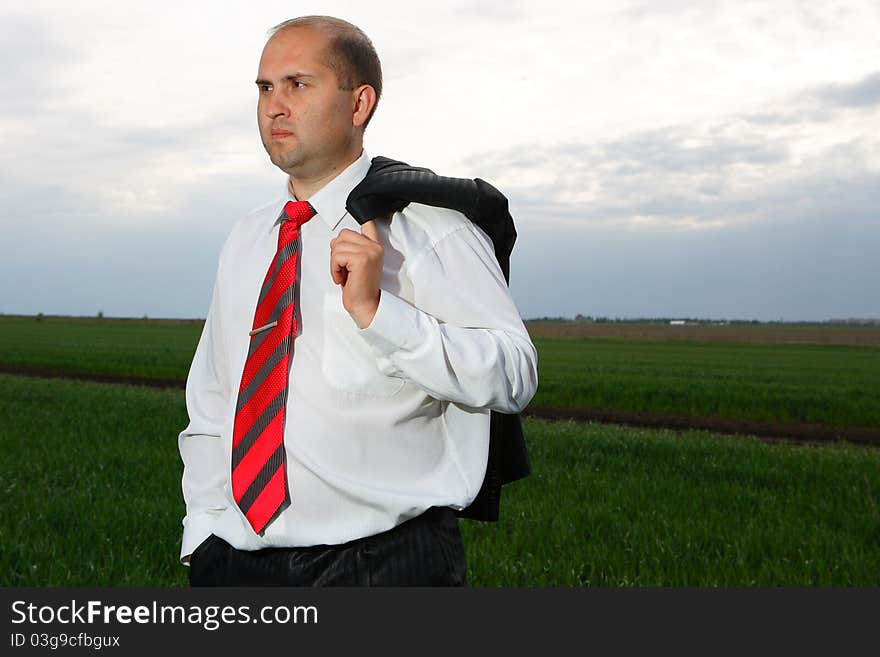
[283,200,315,228]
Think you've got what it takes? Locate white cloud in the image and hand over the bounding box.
[467,68,880,241]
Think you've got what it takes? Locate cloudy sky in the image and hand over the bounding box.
[2,0,878,321]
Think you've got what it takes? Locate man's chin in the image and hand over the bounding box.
[268,151,301,173]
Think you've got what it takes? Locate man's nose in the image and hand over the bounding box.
[264,91,288,118]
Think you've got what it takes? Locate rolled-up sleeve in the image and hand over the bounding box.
[358,222,538,413]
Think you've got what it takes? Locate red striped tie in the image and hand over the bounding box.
[231,200,314,535]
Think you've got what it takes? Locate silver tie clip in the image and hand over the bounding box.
[248,320,278,336]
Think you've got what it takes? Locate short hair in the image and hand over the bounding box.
[269,16,383,128]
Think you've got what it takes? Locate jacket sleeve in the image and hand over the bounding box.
[177,270,232,563]
[358,221,538,413]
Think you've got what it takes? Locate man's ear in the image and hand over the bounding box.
[352,84,377,128]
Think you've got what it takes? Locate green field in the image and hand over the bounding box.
[532,336,880,427]
[0,316,200,380]
[2,373,878,586]
[1,315,878,431]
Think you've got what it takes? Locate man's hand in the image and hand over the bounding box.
[330,220,383,328]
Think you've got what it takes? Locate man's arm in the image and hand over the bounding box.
[178,274,232,564]
[334,215,538,413]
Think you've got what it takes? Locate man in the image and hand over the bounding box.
[179,15,538,586]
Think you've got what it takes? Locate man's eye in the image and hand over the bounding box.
[292,80,306,89]
[258,84,272,93]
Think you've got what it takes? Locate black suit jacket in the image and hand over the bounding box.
[345,156,531,521]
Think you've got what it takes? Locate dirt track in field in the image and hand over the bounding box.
[524,405,880,448]
[0,366,186,390]
[3,364,877,449]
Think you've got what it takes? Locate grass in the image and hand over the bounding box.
[465,417,880,586]
[1,316,878,430]
[2,373,878,586]
[0,315,201,380]
[532,336,880,427]
[526,319,880,346]
[0,374,189,586]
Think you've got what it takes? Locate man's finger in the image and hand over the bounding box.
[360,220,380,242]
[331,256,348,285]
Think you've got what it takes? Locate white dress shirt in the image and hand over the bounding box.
[178,150,538,561]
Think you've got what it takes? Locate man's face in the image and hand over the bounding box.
[256,27,358,179]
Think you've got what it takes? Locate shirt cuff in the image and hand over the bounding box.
[179,512,223,566]
[358,290,422,375]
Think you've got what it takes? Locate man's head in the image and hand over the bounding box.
[256,16,382,183]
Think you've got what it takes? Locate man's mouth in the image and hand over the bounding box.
[271,130,292,140]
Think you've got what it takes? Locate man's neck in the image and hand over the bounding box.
[288,149,363,201]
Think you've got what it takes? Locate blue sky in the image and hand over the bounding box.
[1,0,878,321]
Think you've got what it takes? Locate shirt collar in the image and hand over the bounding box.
[276,150,372,232]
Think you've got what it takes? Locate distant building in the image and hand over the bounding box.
[669,320,686,325]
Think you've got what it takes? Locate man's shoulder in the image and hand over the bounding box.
[385,202,496,276]
[222,196,284,243]
[390,201,474,248]
[356,155,499,254]
[214,195,285,270]
[240,196,286,230]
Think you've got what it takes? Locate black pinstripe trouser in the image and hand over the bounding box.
[188,507,467,586]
